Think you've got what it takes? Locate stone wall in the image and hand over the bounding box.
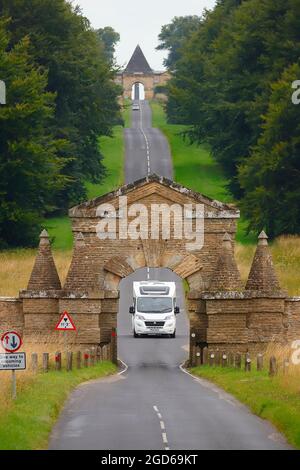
[1,177,299,354]
[285,298,300,342]
[117,71,170,100]
[0,298,24,336]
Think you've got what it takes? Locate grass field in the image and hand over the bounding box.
[151,101,230,203]
[151,101,256,244]
[190,362,300,449]
[0,359,117,450]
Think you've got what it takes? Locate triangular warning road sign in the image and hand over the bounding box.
[55,311,76,331]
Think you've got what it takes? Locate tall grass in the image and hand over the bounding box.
[0,346,116,450]
[236,235,300,295]
[191,343,300,448]
[1,236,299,297]
[0,250,72,297]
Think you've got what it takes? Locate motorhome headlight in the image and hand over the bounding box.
[135,314,145,321]
[165,315,174,322]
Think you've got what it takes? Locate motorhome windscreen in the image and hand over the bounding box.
[139,286,170,295]
[137,297,173,313]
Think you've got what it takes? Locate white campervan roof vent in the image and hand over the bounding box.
[139,286,170,296]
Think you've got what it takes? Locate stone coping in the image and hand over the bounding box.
[69,174,240,217]
[0,297,22,302]
[19,290,119,300]
[188,290,287,300]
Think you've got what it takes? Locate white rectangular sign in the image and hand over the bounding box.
[0,353,26,370]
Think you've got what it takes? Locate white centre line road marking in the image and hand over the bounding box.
[139,101,151,175]
[153,405,170,450]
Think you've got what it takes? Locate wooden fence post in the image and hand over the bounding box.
[195,347,201,366]
[43,353,49,373]
[90,349,95,367]
[76,351,82,369]
[215,350,221,367]
[66,352,73,371]
[269,356,277,377]
[257,353,264,371]
[202,347,208,365]
[31,353,38,373]
[222,353,228,368]
[96,346,102,363]
[55,352,62,371]
[245,353,251,372]
[84,351,89,368]
[235,354,241,369]
[101,345,105,361]
[209,352,215,367]
[111,328,118,365]
[228,353,234,367]
[189,331,197,367]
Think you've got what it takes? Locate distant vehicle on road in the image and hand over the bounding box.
[132,103,140,111]
[130,281,180,338]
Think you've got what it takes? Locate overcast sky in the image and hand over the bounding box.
[74,0,216,70]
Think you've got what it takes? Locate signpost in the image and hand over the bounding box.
[55,311,76,331]
[0,331,25,399]
[55,311,76,352]
[0,353,26,370]
[1,331,22,353]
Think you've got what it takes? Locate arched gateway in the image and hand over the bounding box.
[116,45,170,101]
[3,175,299,360]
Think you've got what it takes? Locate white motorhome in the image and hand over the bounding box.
[130,281,180,338]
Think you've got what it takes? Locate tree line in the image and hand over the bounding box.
[0,0,121,247]
[158,1,300,238]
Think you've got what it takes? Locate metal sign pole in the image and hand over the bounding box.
[11,369,16,400]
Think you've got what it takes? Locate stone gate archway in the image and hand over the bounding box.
[28,174,239,350]
[131,82,145,101]
[115,45,170,101]
[13,173,296,359]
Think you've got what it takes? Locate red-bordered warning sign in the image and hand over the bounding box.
[55,311,76,331]
[1,331,22,353]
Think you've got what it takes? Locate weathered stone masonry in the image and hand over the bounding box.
[1,175,300,353]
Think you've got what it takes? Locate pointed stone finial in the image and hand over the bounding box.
[27,229,61,290]
[40,229,49,238]
[209,233,242,291]
[258,230,268,246]
[64,232,92,290]
[39,229,50,246]
[246,231,280,291]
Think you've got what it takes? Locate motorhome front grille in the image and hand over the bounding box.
[145,321,165,327]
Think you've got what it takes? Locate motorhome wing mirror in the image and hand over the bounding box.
[174,306,180,314]
[129,306,135,314]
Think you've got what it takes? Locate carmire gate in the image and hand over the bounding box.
[1,175,300,360]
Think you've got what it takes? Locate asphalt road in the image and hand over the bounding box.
[49,102,290,450]
[125,100,173,182]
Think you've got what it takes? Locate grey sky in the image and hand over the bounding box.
[74,0,216,70]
